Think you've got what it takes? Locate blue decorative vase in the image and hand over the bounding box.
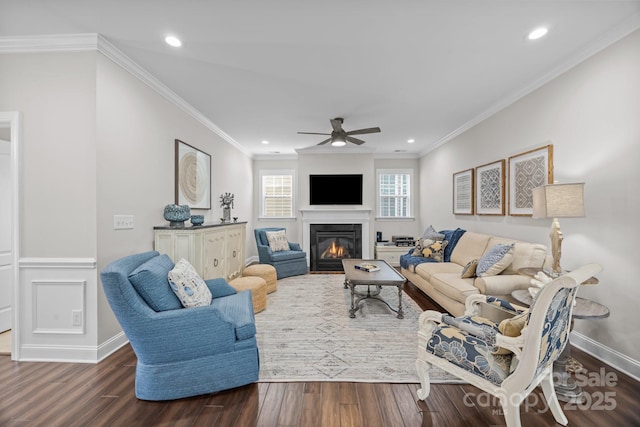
[190,215,204,226]
[163,204,190,227]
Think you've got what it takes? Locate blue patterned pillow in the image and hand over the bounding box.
[476,243,515,277]
[461,259,479,278]
[168,258,213,308]
[128,254,182,312]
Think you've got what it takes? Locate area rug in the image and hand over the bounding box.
[254,274,458,383]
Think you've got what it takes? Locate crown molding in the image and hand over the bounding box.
[419,12,640,158]
[0,33,98,53]
[95,35,249,157]
[0,33,251,158]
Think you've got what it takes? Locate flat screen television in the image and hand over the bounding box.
[309,174,363,205]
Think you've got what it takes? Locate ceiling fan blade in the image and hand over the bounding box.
[298,132,331,135]
[330,118,344,133]
[317,138,332,145]
[346,136,366,145]
[346,127,381,136]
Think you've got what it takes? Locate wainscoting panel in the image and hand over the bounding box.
[18,258,105,362]
[32,279,85,334]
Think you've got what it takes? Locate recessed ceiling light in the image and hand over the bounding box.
[407,139,415,144]
[261,140,270,144]
[528,27,548,40]
[165,36,182,47]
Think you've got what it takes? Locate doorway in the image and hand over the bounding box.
[0,112,21,360]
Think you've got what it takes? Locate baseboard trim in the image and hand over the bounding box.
[19,343,101,364]
[571,331,640,382]
[17,332,129,364]
[97,331,129,362]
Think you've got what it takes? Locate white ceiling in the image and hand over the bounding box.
[2,1,640,157]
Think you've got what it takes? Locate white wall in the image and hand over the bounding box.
[373,157,421,242]
[252,158,300,249]
[419,29,640,365]
[0,52,98,257]
[0,52,102,361]
[95,54,254,343]
[253,154,422,259]
[0,49,254,360]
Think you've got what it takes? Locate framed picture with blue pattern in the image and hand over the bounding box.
[508,144,554,216]
[475,159,505,215]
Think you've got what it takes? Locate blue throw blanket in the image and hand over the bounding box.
[399,228,466,270]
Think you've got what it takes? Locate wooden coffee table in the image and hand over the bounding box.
[342,259,407,319]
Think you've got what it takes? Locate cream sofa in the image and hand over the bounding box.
[400,231,548,317]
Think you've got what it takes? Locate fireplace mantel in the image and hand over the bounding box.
[300,208,371,260]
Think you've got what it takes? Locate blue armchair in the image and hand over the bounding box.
[254,227,308,279]
[100,251,259,401]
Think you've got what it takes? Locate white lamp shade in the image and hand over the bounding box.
[532,183,585,218]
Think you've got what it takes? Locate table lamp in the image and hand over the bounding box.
[532,183,585,274]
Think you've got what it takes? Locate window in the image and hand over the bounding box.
[377,169,412,218]
[260,170,295,218]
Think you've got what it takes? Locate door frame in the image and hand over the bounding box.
[0,112,21,360]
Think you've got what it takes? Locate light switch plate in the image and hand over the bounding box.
[114,215,134,229]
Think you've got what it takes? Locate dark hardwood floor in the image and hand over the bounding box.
[0,281,638,426]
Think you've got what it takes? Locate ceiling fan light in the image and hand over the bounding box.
[330,134,347,146]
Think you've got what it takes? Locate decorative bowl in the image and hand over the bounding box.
[163,204,190,227]
[190,215,205,226]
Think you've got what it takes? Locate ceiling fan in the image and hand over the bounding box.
[298,117,381,146]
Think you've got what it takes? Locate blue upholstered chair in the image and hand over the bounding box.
[416,263,602,427]
[254,227,308,279]
[100,251,260,401]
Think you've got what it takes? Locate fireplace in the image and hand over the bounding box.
[310,223,362,272]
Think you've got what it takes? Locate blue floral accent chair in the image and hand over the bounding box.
[416,263,602,427]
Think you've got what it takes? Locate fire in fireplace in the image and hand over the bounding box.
[322,240,350,259]
[310,223,362,272]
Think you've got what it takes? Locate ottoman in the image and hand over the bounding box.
[243,264,277,294]
[229,276,267,313]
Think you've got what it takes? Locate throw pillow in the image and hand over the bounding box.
[167,258,213,308]
[493,311,529,355]
[422,240,448,262]
[128,254,182,312]
[412,238,434,257]
[420,225,445,241]
[266,230,290,252]
[499,311,528,337]
[476,243,515,277]
[461,259,479,278]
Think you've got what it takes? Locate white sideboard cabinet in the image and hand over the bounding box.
[154,222,246,281]
[374,243,411,267]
